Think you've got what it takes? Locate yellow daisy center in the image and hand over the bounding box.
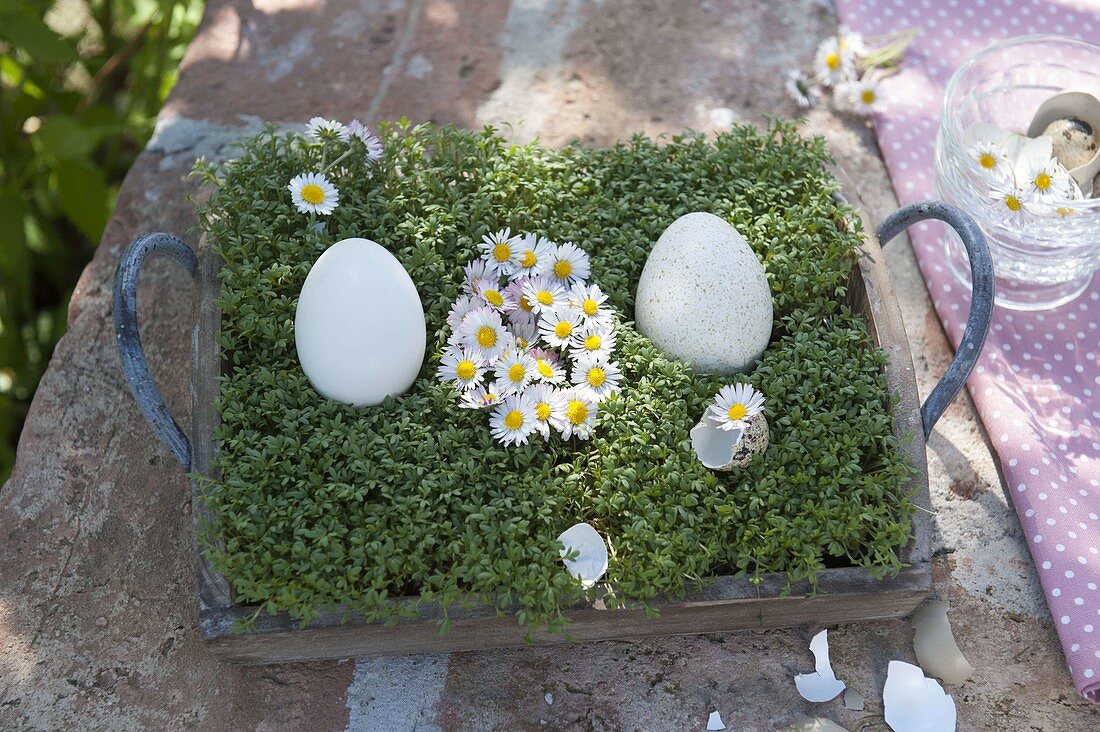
[518,296,533,313]
[536,290,554,305]
[484,290,504,307]
[587,367,606,388]
[860,89,875,104]
[826,52,840,70]
[582,299,599,316]
[504,410,524,430]
[537,360,554,378]
[567,400,588,425]
[508,364,526,383]
[492,243,512,263]
[521,250,538,268]
[554,321,573,339]
[1004,195,1022,212]
[1057,206,1073,216]
[536,403,551,421]
[979,152,997,170]
[456,361,476,380]
[727,403,747,421]
[584,334,602,351]
[1035,172,1052,191]
[300,184,325,204]
[553,259,572,279]
[477,326,497,347]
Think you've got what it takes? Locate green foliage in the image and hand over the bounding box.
[0,0,203,481]
[196,120,916,633]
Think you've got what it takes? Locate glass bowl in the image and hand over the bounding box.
[934,35,1100,311]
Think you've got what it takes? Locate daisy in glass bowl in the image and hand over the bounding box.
[489,393,538,446]
[436,345,485,392]
[706,383,765,431]
[571,354,622,403]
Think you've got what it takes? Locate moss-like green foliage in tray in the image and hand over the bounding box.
[195,119,915,632]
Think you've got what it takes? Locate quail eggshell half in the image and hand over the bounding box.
[295,237,426,407]
[635,212,772,374]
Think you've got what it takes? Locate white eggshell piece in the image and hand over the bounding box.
[706,710,726,730]
[911,601,975,686]
[557,522,608,588]
[635,212,772,374]
[690,418,744,470]
[295,238,426,407]
[882,661,957,732]
[794,630,847,703]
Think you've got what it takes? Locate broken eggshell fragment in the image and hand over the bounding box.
[691,413,768,470]
[883,660,957,732]
[794,629,847,703]
[1026,88,1100,190]
[911,601,975,686]
[556,522,608,588]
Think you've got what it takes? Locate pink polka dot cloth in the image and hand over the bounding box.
[835,0,1100,701]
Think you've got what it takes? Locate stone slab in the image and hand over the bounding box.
[2,0,1098,729]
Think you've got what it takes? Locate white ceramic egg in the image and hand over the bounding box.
[635,212,772,374]
[295,238,426,406]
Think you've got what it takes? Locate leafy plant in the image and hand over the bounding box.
[0,0,203,481]
[195,120,917,633]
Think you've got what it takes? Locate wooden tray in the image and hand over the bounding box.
[113,196,993,664]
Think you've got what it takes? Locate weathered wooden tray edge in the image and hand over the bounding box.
[188,196,933,664]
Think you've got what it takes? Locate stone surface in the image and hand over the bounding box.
[635,212,772,374]
[3,0,1100,729]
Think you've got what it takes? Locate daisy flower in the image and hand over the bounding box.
[470,277,512,312]
[538,306,583,349]
[447,294,480,330]
[546,242,591,286]
[436,345,486,391]
[530,347,566,385]
[347,119,383,162]
[568,282,612,324]
[526,384,568,439]
[838,25,866,56]
[458,307,513,362]
[569,321,617,361]
[305,116,350,143]
[479,228,520,276]
[510,318,539,350]
[489,393,538,446]
[969,140,1012,183]
[503,278,537,325]
[288,172,340,215]
[552,388,598,440]
[784,69,819,110]
[521,276,567,316]
[460,380,503,410]
[988,183,1033,226]
[571,354,622,403]
[836,77,879,115]
[1019,156,1075,202]
[494,350,538,395]
[813,37,854,86]
[706,383,765,431]
[511,233,555,279]
[463,258,495,293]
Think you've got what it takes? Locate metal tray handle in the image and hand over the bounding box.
[877,201,995,439]
[113,232,197,469]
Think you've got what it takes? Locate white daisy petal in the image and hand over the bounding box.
[436,345,486,392]
[526,383,568,439]
[493,349,537,395]
[706,383,766,431]
[478,228,521,276]
[547,241,591,286]
[489,392,538,445]
[550,387,599,440]
[538,306,583,349]
[521,276,567,316]
[570,354,622,403]
[288,172,340,215]
[305,116,350,143]
[459,380,503,409]
[458,307,513,362]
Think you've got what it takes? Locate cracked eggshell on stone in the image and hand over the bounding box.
[295,238,426,407]
[634,212,772,374]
